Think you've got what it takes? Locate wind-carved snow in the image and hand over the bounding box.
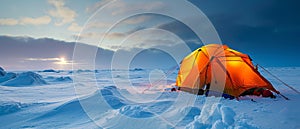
[0,72,17,83]
[45,76,73,83]
[0,67,299,128]
[2,72,47,86]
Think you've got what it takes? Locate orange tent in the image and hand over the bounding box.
[176,44,280,97]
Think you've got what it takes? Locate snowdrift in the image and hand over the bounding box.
[0,101,24,115]
[0,68,299,128]
[54,76,72,82]
[2,72,47,86]
[42,69,57,73]
[0,67,6,76]
[185,104,257,129]
[0,72,17,83]
[45,76,73,83]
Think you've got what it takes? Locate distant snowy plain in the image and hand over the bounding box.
[0,67,299,129]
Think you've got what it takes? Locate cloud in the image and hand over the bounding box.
[106,32,126,38]
[48,0,77,26]
[84,15,149,30]
[68,22,83,32]
[84,15,151,30]
[86,0,165,16]
[110,1,165,16]
[20,16,51,25]
[86,0,112,13]
[75,32,100,40]
[0,18,18,26]
[25,57,61,61]
[76,32,126,40]
[123,15,151,24]
[86,22,112,29]
[156,20,202,44]
[25,57,72,65]
[0,16,51,26]
[99,28,189,51]
[125,26,146,34]
[78,26,146,40]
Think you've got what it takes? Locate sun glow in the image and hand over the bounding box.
[54,57,68,65]
[59,57,67,64]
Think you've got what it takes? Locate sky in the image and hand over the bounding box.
[0,0,299,70]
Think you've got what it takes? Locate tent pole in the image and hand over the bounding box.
[278,93,290,100]
[258,64,300,94]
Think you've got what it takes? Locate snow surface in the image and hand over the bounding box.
[44,76,73,83]
[0,67,6,76]
[0,67,299,129]
[2,72,47,86]
[0,72,17,83]
[41,69,57,73]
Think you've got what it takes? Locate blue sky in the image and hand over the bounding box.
[0,0,96,41]
[0,0,299,70]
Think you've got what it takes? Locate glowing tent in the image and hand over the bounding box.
[176,44,280,97]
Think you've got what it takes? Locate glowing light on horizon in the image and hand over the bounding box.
[58,57,67,65]
[52,57,69,65]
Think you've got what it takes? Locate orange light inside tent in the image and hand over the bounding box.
[176,44,279,97]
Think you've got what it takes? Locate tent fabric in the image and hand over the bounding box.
[176,44,279,97]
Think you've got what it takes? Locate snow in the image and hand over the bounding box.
[0,101,23,115]
[0,67,6,76]
[0,72,17,83]
[2,72,47,86]
[220,106,235,125]
[41,69,57,73]
[0,67,299,128]
[45,76,73,83]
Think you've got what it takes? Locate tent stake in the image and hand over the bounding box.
[258,64,300,94]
